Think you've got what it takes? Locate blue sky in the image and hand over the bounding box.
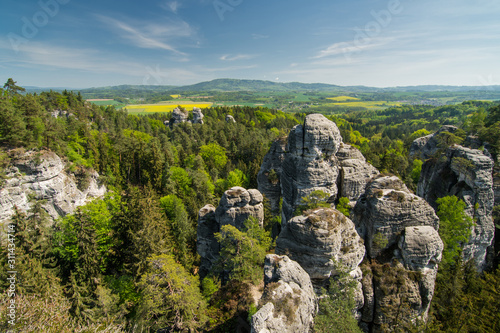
[1,0,499,88]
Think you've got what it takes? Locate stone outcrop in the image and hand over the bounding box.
[409,125,459,160]
[276,208,365,283]
[281,114,343,223]
[257,138,287,213]
[215,187,264,230]
[225,115,236,123]
[352,176,440,259]
[275,207,365,316]
[196,204,218,279]
[0,150,106,227]
[352,175,443,331]
[169,107,189,127]
[192,107,204,124]
[417,144,495,269]
[197,187,265,278]
[251,255,317,333]
[337,144,380,202]
[258,114,378,226]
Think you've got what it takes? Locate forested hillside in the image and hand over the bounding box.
[1,78,500,332]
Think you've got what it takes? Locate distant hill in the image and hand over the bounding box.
[25,79,500,95]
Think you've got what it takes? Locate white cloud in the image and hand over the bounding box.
[162,1,181,13]
[96,15,194,55]
[220,54,257,61]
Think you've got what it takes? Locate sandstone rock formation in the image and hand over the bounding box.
[192,107,204,124]
[169,107,189,127]
[417,144,495,269]
[225,115,236,123]
[257,114,378,226]
[352,175,440,259]
[281,114,343,223]
[197,187,265,278]
[276,208,365,283]
[251,255,317,333]
[257,138,287,213]
[196,204,218,279]
[409,125,460,160]
[337,144,380,202]
[215,187,264,230]
[0,150,106,227]
[352,175,443,331]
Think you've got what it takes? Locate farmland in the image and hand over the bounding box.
[123,102,213,115]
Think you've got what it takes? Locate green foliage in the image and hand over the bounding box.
[372,232,389,252]
[159,194,195,269]
[436,195,474,266]
[314,261,362,333]
[295,190,331,214]
[136,254,207,332]
[215,168,249,195]
[200,142,228,172]
[214,217,271,285]
[337,197,351,217]
[410,159,423,185]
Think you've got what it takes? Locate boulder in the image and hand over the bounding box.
[251,255,316,333]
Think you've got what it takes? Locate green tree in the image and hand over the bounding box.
[435,196,474,266]
[200,142,228,173]
[136,254,207,332]
[314,261,362,333]
[214,217,271,285]
[336,197,351,217]
[3,78,26,95]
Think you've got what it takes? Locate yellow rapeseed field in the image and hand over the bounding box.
[323,100,402,109]
[327,96,360,102]
[124,102,213,114]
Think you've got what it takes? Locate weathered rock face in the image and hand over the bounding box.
[337,144,380,202]
[215,187,264,230]
[276,208,365,283]
[0,150,106,227]
[258,115,378,226]
[275,207,365,317]
[196,204,218,279]
[169,107,189,127]
[281,114,343,223]
[225,115,236,123]
[191,107,204,124]
[257,138,287,214]
[352,176,440,259]
[417,145,495,269]
[409,125,459,160]
[197,187,265,278]
[352,176,443,331]
[251,255,317,333]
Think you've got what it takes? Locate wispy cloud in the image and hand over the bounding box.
[313,37,393,59]
[220,54,257,61]
[96,15,194,55]
[162,1,181,13]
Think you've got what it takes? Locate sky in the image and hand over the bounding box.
[0,0,499,88]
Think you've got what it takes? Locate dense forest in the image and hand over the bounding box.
[1,78,500,332]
